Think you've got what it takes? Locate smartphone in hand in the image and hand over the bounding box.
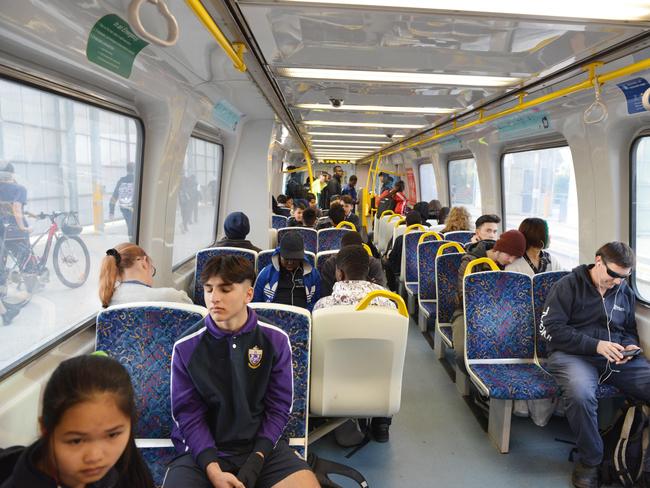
[621,348,643,357]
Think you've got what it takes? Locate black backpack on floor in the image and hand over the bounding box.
[599,402,649,487]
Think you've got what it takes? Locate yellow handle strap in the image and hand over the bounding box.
[404,224,426,235]
[336,221,356,231]
[435,242,466,257]
[355,290,408,317]
[362,243,373,256]
[418,231,443,244]
[463,257,500,278]
[380,210,395,218]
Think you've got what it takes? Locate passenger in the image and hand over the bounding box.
[383,211,422,291]
[437,206,450,225]
[451,230,526,367]
[506,217,563,275]
[440,206,471,234]
[284,165,306,200]
[412,201,432,227]
[428,199,442,220]
[109,162,135,241]
[468,214,501,244]
[287,202,306,227]
[316,203,345,230]
[274,195,291,217]
[99,243,192,307]
[379,172,394,193]
[390,181,408,215]
[306,192,321,217]
[341,175,358,209]
[320,165,343,209]
[541,242,650,488]
[215,211,262,252]
[311,171,327,200]
[253,232,321,311]
[0,354,154,488]
[319,232,387,297]
[165,256,319,488]
[301,207,318,229]
[340,195,361,231]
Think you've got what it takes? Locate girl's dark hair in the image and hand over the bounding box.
[41,355,154,488]
[437,206,450,225]
[200,255,256,286]
[518,217,550,250]
[395,180,405,191]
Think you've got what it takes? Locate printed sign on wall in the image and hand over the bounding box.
[87,15,148,78]
[406,168,417,205]
[616,77,650,114]
[213,99,243,132]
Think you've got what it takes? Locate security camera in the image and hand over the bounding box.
[324,87,346,109]
[329,98,344,108]
[386,133,393,139]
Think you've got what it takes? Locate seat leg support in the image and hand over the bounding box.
[434,328,445,359]
[455,364,470,395]
[407,292,416,316]
[488,398,513,454]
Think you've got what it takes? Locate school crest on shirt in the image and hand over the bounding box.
[248,346,263,369]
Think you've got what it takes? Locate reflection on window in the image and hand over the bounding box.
[633,137,650,302]
[419,163,437,203]
[172,137,222,265]
[0,78,141,374]
[449,158,481,223]
[502,146,579,269]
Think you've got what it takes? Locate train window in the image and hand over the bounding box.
[632,136,650,302]
[172,136,222,266]
[0,77,142,375]
[502,146,579,269]
[448,157,482,223]
[419,163,438,202]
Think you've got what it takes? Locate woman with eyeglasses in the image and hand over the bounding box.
[99,243,192,307]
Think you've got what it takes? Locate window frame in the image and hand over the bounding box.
[630,132,650,306]
[418,160,437,203]
[171,132,224,270]
[447,153,479,210]
[0,72,145,381]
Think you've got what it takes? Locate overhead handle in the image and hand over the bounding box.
[128,0,180,47]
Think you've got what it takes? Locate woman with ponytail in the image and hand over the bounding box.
[0,354,154,488]
[99,243,191,308]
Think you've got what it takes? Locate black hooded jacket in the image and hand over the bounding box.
[539,264,638,356]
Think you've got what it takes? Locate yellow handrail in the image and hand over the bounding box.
[185,0,247,72]
[380,210,395,218]
[387,214,402,224]
[463,257,500,278]
[355,290,408,317]
[394,218,406,227]
[336,221,356,231]
[404,224,425,235]
[303,148,314,187]
[435,242,466,257]
[362,243,373,256]
[360,58,650,162]
[418,231,443,244]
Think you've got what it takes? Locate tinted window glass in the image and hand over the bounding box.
[419,163,437,203]
[632,136,650,301]
[449,157,481,222]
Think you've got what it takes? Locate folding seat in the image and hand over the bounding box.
[194,247,257,305]
[464,268,559,453]
[96,302,208,486]
[272,214,288,230]
[378,214,402,254]
[373,210,394,248]
[443,231,474,245]
[434,242,466,359]
[317,228,351,253]
[278,227,318,254]
[257,249,315,273]
[416,237,450,332]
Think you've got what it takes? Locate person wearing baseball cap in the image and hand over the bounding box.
[451,229,527,372]
[253,232,321,311]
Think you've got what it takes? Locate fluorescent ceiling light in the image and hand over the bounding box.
[308,131,404,138]
[296,103,457,114]
[281,0,650,22]
[312,144,381,148]
[305,121,425,128]
[311,140,384,145]
[277,68,519,88]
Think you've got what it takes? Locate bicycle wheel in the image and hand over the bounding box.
[53,235,90,288]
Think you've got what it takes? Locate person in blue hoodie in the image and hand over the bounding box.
[253,232,321,311]
[541,242,650,488]
[164,255,318,488]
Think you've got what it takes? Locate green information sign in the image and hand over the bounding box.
[86,14,148,78]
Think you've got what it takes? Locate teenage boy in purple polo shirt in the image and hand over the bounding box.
[164,255,319,488]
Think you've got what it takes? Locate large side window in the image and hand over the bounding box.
[419,162,437,202]
[632,136,650,302]
[0,77,142,375]
[502,146,579,269]
[172,136,222,266]
[448,157,481,223]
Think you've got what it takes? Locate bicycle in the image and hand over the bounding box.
[4,211,91,293]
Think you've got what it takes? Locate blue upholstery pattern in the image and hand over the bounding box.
[439,325,453,345]
[251,305,311,459]
[532,271,569,359]
[405,283,419,295]
[443,231,474,244]
[418,240,451,300]
[470,364,560,400]
[96,305,207,438]
[419,302,437,317]
[317,228,351,252]
[140,447,176,487]
[257,249,274,272]
[465,272,534,360]
[403,231,426,284]
[272,214,288,230]
[435,253,464,324]
[194,248,257,305]
[278,227,318,254]
[316,251,336,275]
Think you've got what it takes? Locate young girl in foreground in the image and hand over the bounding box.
[1,354,154,488]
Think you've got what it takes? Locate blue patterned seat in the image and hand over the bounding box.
[194,247,257,305]
[272,214,288,230]
[416,240,450,331]
[257,249,315,273]
[469,364,560,400]
[443,231,474,244]
[250,304,311,459]
[96,302,208,486]
[317,228,351,252]
[278,227,318,254]
[316,250,337,275]
[435,252,464,349]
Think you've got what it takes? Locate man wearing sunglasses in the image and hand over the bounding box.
[539,242,650,488]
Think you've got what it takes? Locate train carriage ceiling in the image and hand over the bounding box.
[226,0,650,162]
